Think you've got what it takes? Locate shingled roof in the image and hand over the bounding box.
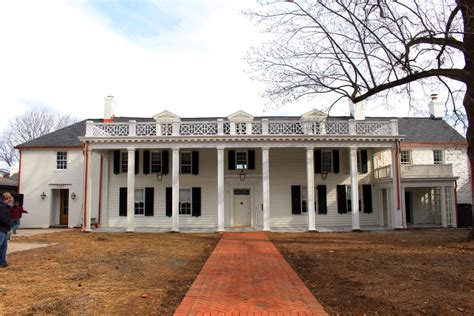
[16,116,465,148]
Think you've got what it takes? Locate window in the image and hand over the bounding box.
[236,151,248,170]
[180,152,192,174]
[151,151,162,173]
[121,152,128,172]
[301,187,308,213]
[321,150,332,172]
[400,150,411,165]
[179,189,192,215]
[56,151,67,169]
[433,150,443,164]
[134,189,145,215]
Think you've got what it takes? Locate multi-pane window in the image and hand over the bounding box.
[321,150,332,172]
[433,150,443,164]
[236,151,248,170]
[400,150,412,165]
[121,152,128,172]
[180,152,192,174]
[151,151,162,173]
[56,151,67,169]
[134,189,145,215]
[179,189,192,215]
[301,187,308,213]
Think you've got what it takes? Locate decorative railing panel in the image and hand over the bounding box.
[252,122,262,135]
[268,121,304,135]
[373,165,392,179]
[356,122,391,135]
[179,122,218,136]
[326,122,349,135]
[90,123,129,137]
[85,119,398,138]
[136,123,156,136]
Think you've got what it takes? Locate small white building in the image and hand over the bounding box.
[16,96,470,231]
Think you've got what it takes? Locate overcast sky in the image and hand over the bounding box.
[0,0,434,131]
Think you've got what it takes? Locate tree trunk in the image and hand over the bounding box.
[460,0,474,239]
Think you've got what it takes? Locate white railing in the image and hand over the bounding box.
[85,119,398,137]
[373,164,454,180]
[401,164,453,178]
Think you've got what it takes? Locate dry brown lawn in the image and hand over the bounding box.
[269,229,474,315]
[0,230,220,315]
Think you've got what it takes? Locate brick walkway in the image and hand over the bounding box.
[174,232,327,315]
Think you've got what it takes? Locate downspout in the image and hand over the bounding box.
[82,142,90,232]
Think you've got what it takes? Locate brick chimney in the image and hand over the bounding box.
[104,96,117,122]
[349,100,365,120]
[428,94,443,119]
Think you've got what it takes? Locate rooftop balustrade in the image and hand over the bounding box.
[85,119,399,138]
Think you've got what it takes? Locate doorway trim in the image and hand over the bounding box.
[231,188,253,227]
[226,177,258,228]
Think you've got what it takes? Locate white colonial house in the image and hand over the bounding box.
[16,96,471,232]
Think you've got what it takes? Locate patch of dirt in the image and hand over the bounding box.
[0,230,220,315]
[269,229,474,315]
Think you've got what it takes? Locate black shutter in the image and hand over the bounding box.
[337,185,347,214]
[143,150,150,174]
[291,185,301,215]
[135,151,139,174]
[248,150,255,170]
[361,149,368,173]
[333,150,340,174]
[166,187,172,217]
[113,150,120,174]
[192,151,199,175]
[363,185,373,213]
[228,150,236,170]
[317,185,327,214]
[192,187,201,217]
[119,187,127,216]
[145,187,154,216]
[315,150,322,173]
[162,150,169,175]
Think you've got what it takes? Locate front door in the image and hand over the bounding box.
[59,189,69,225]
[233,189,251,226]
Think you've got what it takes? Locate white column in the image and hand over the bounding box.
[217,147,225,232]
[391,146,403,228]
[306,148,316,231]
[172,148,180,232]
[84,148,93,232]
[126,148,135,232]
[262,147,271,231]
[349,147,360,230]
[440,186,447,227]
[101,152,110,227]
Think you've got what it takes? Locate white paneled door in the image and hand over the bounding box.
[233,189,251,226]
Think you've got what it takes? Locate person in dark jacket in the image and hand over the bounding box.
[0,192,13,268]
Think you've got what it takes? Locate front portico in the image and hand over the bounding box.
[80,108,403,232]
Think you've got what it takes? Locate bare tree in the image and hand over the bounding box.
[247,0,474,238]
[0,109,78,166]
